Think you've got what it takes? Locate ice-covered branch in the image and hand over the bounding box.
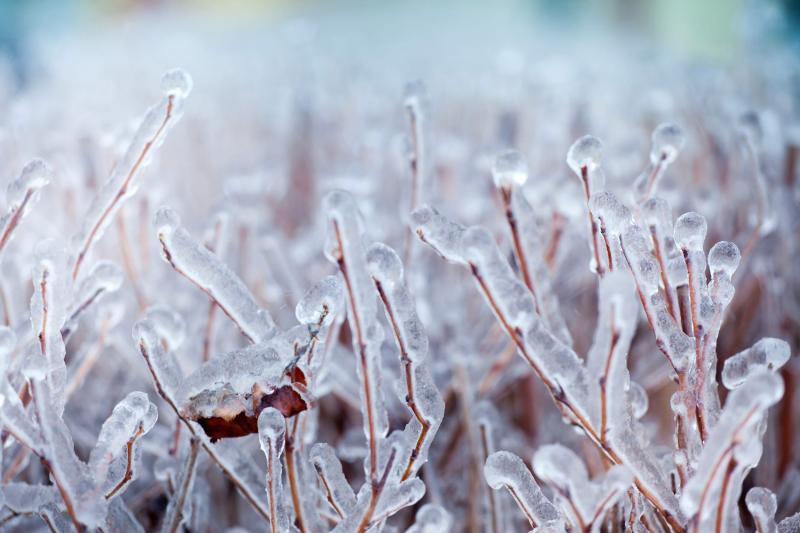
[71,69,192,281]
[0,160,52,258]
[632,123,685,204]
[366,242,444,481]
[155,206,276,343]
[161,437,201,533]
[259,408,289,533]
[567,136,607,276]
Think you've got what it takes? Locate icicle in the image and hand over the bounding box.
[258,408,290,533]
[493,150,572,344]
[154,206,276,343]
[0,159,53,258]
[89,391,158,498]
[722,338,790,390]
[533,444,632,532]
[71,69,192,280]
[484,451,562,529]
[746,487,777,533]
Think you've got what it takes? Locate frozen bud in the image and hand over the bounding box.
[492,149,529,189]
[739,111,762,147]
[566,135,603,175]
[366,242,404,285]
[650,123,685,165]
[708,241,740,277]
[589,191,630,234]
[674,212,706,251]
[745,487,777,533]
[722,338,791,390]
[160,68,193,98]
[641,197,672,230]
[296,276,344,326]
[154,206,181,236]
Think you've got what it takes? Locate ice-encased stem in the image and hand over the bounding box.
[161,437,201,533]
[71,69,192,281]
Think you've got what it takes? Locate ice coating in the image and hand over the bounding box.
[492,149,529,189]
[722,338,790,390]
[73,260,124,306]
[746,487,778,533]
[405,504,452,533]
[367,242,405,286]
[673,212,707,251]
[0,159,52,256]
[296,275,344,327]
[89,391,158,489]
[509,183,572,344]
[566,135,603,175]
[71,69,192,281]
[310,443,357,517]
[650,123,685,165]
[155,206,276,344]
[258,408,290,533]
[589,191,631,234]
[641,197,672,231]
[681,372,783,522]
[403,79,428,112]
[708,241,741,277]
[161,438,201,533]
[410,205,467,264]
[161,67,194,98]
[739,110,763,147]
[484,451,562,528]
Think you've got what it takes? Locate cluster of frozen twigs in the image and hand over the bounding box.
[0,22,798,533]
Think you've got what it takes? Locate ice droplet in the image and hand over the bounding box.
[567,135,603,175]
[492,149,529,189]
[673,212,707,251]
[708,241,740,277]
[160,68,193,99]
[650,123,685,165]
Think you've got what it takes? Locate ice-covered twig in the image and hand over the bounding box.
[258,408,289,533]
[0,160,52,257]
[155,206,276,343]
[476,402,505,533]
[722,338,790,390]
[633,123,685,204]
[161,437,201,533]
[567,136,607,276]
[89,391,158,500]
[492,150,571,344]
[681,372,783,533]
[323,190,388,486]
[71,69,192,281]
[310,443,356,521]
[403,81,429,262]
[366,242,444,481]
[201,211,230,362]
[483,451,562,529]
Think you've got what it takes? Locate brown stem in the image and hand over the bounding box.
[355,447,398,533]
[332,221,378,483]
[500,187,541,313]
[544,211,566,271]
[581,166,605,277]
[649,226,679,323]
[599,311,620,444]
[0,188,35,252]
[105,423,146,499]
[284,419,308,533]
[164,437,201,533]
[372,278,432,481]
